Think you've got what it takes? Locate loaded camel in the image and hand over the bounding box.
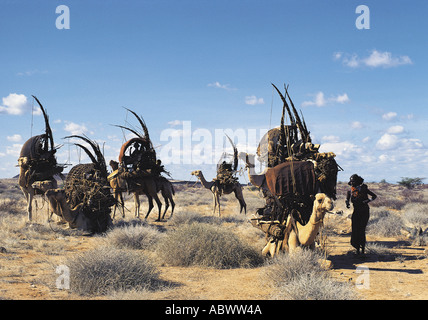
[111,108,174,222]
[260,193,334,257]
[45,189,90,231]
[47,135,115,233]
[191,135,246,216]
[241,83,341,264]
[108,160,175,220]
[18,96,64,222]
[190,170,246,216]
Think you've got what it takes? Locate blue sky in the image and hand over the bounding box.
[1,0,427,183]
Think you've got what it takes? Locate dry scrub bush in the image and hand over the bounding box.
[169,211,221,226]
[156,222,264,269]
[104,224,163,250]
[265,250,356,300]
[66,246,161,296]
[367,209,403,237]
[402,203,428,229]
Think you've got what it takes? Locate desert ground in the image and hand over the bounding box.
[0,178,427,300]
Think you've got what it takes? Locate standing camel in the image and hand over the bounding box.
[18,96,64,221]
[134,177,175,220]
[108,160,164,221]
[190,170,246,216]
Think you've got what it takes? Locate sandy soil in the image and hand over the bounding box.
[0,181,427,301]
[1,220,427,301]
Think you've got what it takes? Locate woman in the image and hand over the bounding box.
[346,174,377,255]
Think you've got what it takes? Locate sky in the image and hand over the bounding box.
[0,0,427,184]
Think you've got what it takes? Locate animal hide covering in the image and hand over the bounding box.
[265,161,316,197]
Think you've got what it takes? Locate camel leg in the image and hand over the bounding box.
[288,230,299,254]
[46,195,54,222]
[161,195,169,220]
[144,195,154,219]
[134,193,141,218]
[234,187,246,214]
[214,192,221,217]
[112,191,119,219]
[212,192,217,215]
[21,187,33,221]
[169,197,175,218]
[119,192,125,218]
[153,194,162,222]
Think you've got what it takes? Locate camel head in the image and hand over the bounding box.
[313,193,334,220]
[238,152,256,169]
[109,160,119,171]
[191,170,202,177]
[45,188,67,202]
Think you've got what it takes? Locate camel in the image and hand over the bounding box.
[107,162,163,221]
[18,159,58,221]
[261,193,334,257]
[45,189,91,231]
[190,170,246,216]
[18,96,64,221]
[108,161,126,219]
[134,177,175,220]
[238,152,270,194]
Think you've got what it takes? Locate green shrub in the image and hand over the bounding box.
[398,177,425,189]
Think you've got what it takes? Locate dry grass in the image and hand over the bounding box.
[104,223,163,250]
[65,246,162,296]
[0,178,427,300]
[264,250,357,300]
[155,222,264,269]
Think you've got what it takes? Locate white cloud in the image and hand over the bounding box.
[362,136,371,143]
[379,154,394,163]
[6,144,22,157]
[335,93,350,104]
[0,93,41,115]
[168,120,183,127]
[16,69,48,77]
[386,125,404,134]
[376,133,399,150]
[364,50,412,68]
[302,92,349,107]
[382,112,397,121]
[333,52,343,60]
[207,81,236,91]
[64,121,89,135]
[336,50,412,68]
[351,121,363,129]
[245,95,265,105]
[7,134,22,142]
[319,140,362,158]
[302,92,326,107]
[403,138,424,149]
[321,135,340,143]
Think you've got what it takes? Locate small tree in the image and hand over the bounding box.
[397,177,425,189]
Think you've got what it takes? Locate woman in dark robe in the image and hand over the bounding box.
[346,174,377,254]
